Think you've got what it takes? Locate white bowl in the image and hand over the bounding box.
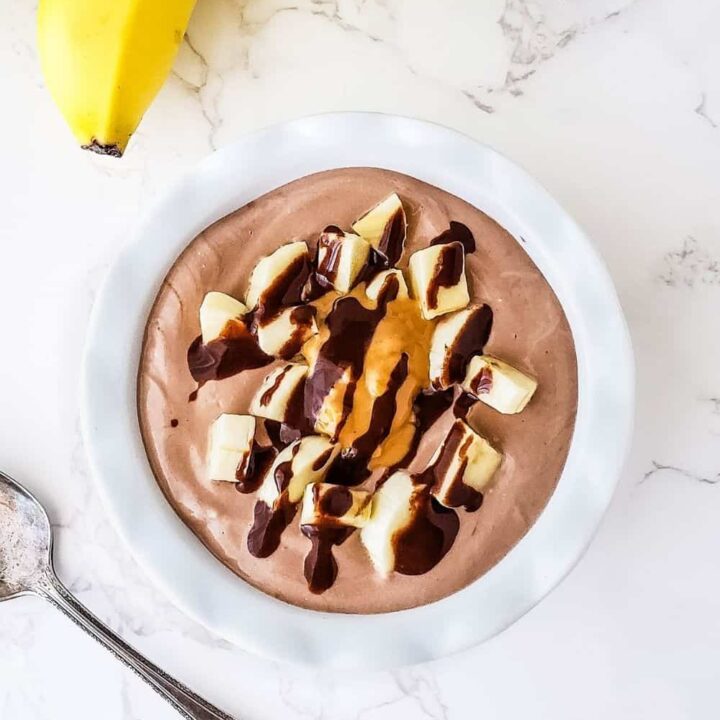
[81,112,634,669]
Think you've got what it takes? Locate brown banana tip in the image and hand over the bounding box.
[81,139,123,158]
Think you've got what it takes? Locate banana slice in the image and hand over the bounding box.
[428,419,501,509]
[360,471,422,576]
[462,355,537,414]
[408,241,469,320]
[316,228,370,294]
[257,436,339,507]
[250,363,308,423]
[352,193,407,266]
[256,306,318,359]
[365,269,409,302]
[428,304,493,389]
[300,484,372,528]
[199,292,248,344]
[246,241,310,311]
[207,414,256,483]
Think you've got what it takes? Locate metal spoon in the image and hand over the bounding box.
[0,470,236,720]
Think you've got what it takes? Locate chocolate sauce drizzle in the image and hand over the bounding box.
[430,221,476,254]
[273,444,300,494]
[415,388,455,428]
[394,387,455,470]
[303,227,346,301]
[355,247,394,286]
[393,491,460,575]
[247,500,297,558]
[452,391,478,421]
[253,351,412,592]
[323,448,371,487]
[259,365,292,406]
[311,447,335,472]
[246,443,302,558]
[469,365,494,395]
[262,419,295,448]
[322,352,410,487]
[300,485,358,593]
[415,420,483,512]
[427,241,465,310]
[384,415,491,577]
[349,202,407,286]
[353,354,409,458]
[373,206,406,267]
[277,305,317,359]
[303,204,408,303]
[304,275,400,430]
[187,324,273,385]
[236,441,277,494]
[439,476,484,513]
[253,253,310,324]
[300,525,352,594]
[317,484,354,517]
[260,369,314,438]
[396,387,480,472]
[435,304,494,389]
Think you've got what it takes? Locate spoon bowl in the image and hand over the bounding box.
[0,471,52,601]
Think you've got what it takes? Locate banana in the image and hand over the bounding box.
[462,355,538,414]
[199,292,248,344]
[207,414,256,483]
[300,484,372,528]
[37,0,197,157]
[360,471,421,576]
[408,241,470,320]
[430,419,501,508]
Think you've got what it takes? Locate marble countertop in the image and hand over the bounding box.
[3,0,719,717]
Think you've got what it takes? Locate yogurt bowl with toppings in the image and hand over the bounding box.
[82,112,633,668]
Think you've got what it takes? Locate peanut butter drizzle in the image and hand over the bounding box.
[335,290,434,467]
[303,277,400,436]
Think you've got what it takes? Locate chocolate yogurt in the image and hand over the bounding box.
[137,168,578,614]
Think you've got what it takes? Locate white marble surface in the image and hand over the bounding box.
[2,0,720,717]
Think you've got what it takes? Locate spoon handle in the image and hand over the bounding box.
[39,571,236,720]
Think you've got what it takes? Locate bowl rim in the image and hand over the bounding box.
[81,111,634,669]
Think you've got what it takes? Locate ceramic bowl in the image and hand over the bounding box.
[82,112,634,669]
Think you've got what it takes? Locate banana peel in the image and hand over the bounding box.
[37,0,197,157]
